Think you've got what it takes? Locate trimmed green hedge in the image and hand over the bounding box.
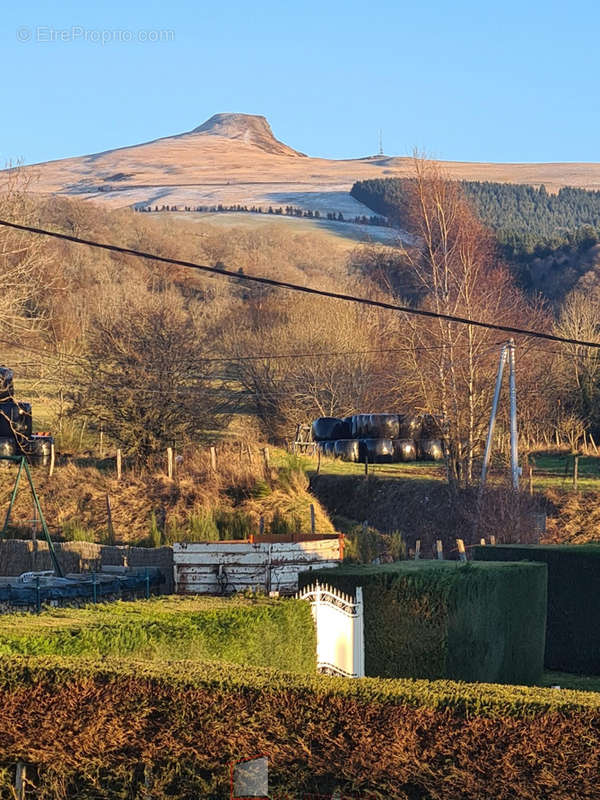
[0,655,598,799]
[0,596,316,674]
[299,560,547,684]
[474,543,600,674]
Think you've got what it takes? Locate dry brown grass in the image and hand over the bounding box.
[0,445,333,544]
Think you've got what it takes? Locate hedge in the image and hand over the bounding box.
[0,655,598,799]
[299,561,547,684]
[0,596,316,674]
[474,543,600,674]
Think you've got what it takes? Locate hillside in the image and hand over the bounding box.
[14,113,600,219]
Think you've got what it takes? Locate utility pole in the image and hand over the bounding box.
[508,338,520,490]
[479,339,520,497]
[378,129,384,156]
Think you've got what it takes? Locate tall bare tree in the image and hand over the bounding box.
[394,158,549,488]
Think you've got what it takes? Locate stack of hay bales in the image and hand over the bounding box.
[311,414,444,463]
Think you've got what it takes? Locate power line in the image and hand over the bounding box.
[2,217,600,350]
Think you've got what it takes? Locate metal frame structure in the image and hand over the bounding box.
[0,455,63,577]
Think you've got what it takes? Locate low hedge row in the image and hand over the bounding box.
[0,596,316,674]
[474,543,600,673]
[299,560,547,684]
[0,656,598,799]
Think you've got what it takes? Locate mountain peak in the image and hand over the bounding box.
[192,113,305,157]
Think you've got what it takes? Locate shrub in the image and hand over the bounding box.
[0,596,316,674]
[474,543,600,673]
[0,656,597,799]
[299,561,547,684]
[61,520,94,543]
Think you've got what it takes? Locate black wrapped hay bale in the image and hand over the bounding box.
[352,414,400,439]
[334,439,360,462]
[418,439,444,461]
[321,440,337,457]
[393,439,417,462]
[398,414,422,440]
[359,438,394,463]
[312,417,347,441]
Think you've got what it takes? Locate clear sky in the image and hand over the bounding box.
[3,0,600,166]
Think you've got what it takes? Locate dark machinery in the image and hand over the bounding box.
[0,365,53,462]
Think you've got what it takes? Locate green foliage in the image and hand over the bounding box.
[0,596,316,674]
[61,520,94,543]
[268,508,302,535]
[343,524,406,564]
[213,509,254,540]
[474,544,600,674]
[148,511,163,547]
[299,561,547,684]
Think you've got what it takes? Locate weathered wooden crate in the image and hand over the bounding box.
[173,535,343,595]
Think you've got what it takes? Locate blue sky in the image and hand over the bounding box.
[3,0,600,166]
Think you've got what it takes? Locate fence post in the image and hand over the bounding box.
[456,539,467,562]
[15,762,26,800]
[116,449,122,481]
[167,447,173,480]
[317,447,321,475]
[573,454,579,492]
[263,447,270,472]
[310,504,316,535]
[414,539,421,560]
[210,446,217,472]
[436,539,444,560]
[490,535,496,546]
[354,586,365,678]
[99,424,104,458]
[106,494,115,545]
[528,464,534,496]
[48,442,55,477]
[480,537,486,546]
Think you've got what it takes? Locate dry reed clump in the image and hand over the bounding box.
[0,445,334,544]
[542,488,600,544]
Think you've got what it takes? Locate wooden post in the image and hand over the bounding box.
[528,464,533,496]
[456,538,467,562]
[167,446,174,479]
[414,539,421,560]
[490,535,496,546]
[480,537,486,546]
[436,539,444,560]
[263,447,270,471]
[106,493,115,544]
[99,425,104,458]
[48,442,55,477]
[573,454,579,492]
[116,449,122,481]
[310,504,316,535]
[15,762,26,800]
[317,447,321,475]
[210,446,217,472]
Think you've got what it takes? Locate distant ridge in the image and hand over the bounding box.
[193,113,305,157]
